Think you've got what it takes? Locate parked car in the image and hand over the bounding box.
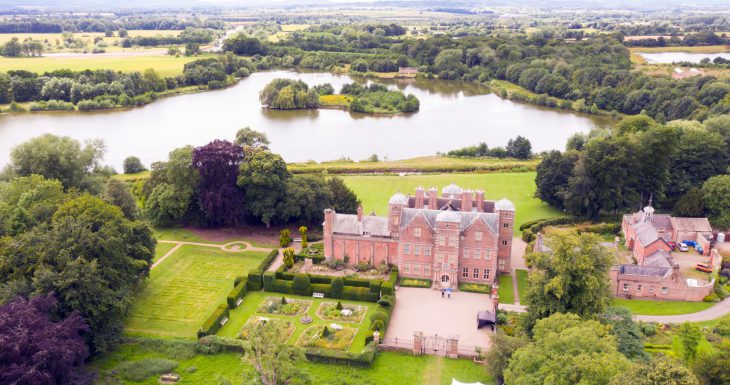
[678,243,689,252]
[667,241,677,250]
[696,245,704,254]
[683,240,698,247]
[696,263,712,273]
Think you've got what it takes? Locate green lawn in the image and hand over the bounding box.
[498,274,515,304]
[342,172,560,234]
[152,227,210,243]
[516,269,529,304]
[612,298,715,316]
[218,291,375,353]
[124,245,268,338]
[90,343,494,385]
[153,242,177,263]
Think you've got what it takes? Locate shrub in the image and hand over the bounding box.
[116,358,179,382]
[369,279,382,294]
[197,335,245,354]
[369,310,390,328]
[198,304,229,338]
[715,320,730,337]
[522,228,535,243]
[381,281,394,296]
[331,277,344,298]
[246,270,262,291]
[304,342,377,367]
[207,80,224,89]
[280,229,292,247]
[399,278,431,288]
[292,273,312,296]
[311,283,332,296]
[377,295,393,307]
[263,271,275,291]
[226,279,247,309]
[703,293,720,302]
[371,319,385,332]
[639,322,658,337]
[344,277,371,288]
[341,286,373,302]
[283,248,295,268]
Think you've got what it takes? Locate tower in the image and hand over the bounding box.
[495,198,515,273]
[388,192,408,237]
[323,208,335,258]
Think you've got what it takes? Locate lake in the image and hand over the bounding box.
[0,70,606,169]
[639,51,730,64]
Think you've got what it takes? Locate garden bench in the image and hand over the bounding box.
[220,317,229,326]
[313,292,325,298]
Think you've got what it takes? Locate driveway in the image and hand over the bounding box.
[387,287,493,350]
[634,297,730,323]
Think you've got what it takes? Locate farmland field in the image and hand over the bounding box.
[341,172,560,234]
[124,245,268,338]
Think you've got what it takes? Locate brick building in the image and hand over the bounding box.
[323,184,515,287]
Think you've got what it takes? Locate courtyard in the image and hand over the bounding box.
[386,287,494,353]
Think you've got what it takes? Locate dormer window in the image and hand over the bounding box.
[362,231,371,237]
[475,231,483,241]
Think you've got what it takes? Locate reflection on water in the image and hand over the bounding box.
[639,51,730,64]
[0,70,606,169]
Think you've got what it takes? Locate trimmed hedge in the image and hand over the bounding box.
[331,277,344,298]
[227,279,248,309]
[198,304,229,338]
[293,273,312,296]
[341,286,378,302]
[311,283,332,296]
[247,270,263,291]
[399,278,432,288]
[344,277,371,288]
[304,342,377,367]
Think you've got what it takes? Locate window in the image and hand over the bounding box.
[484,269,490,279]
[448,237,457,247]
[425,246,432,256]
[413,264,420,274]
[498,259,506,271]
[403,264,410,273]
[473,268,479,278]
[442,263,449,269]
[649,287,654,293]
[475,231,482,241]
[413,227,421,238]
[503,223,509,228]
[437,235,445,246]
[414,245,421,256]
[435,252,442,263]
[462,267,468,278]
[463,248,469,259]
[623,283,629,291]
[403,244,411,255]
[501,240,508,246]
[449,254,456,264]
[424,265,430,276]
[484,250,491,261]
[637,284,642,292]
[474,249,480,260]
[662,287,669,294]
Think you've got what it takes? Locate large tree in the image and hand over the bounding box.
[238,150,291,227]
[535,150,579,209]
[694,351,730,385]
[102,178,137,219]
[485,330,529,384]
[600,307,647,360]
[235,127,270,155]
[702,174,730,228]
[0,295,92,385]
[193,140,245,226]
[0,175,67,236]
[241,320,310,385]
[523,232,614,331]
[612,354,698,385]
[276,175,333,224]
[327,177,360,214]
[666,128,727,204]
[504,313,630,385]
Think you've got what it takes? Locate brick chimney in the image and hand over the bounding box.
[428,186,438,210]
[415,186,425,209]
[475,190,484,212]
[357,205,363,221]
[461,189,473,212]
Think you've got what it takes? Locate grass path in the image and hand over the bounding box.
[423,356,445,385]
[151,240,273,269]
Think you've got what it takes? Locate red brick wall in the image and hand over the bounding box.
[459,219,499,285]
[497,209,514,272]
[611,270,713,301]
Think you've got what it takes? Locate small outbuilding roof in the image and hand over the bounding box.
[672,217,712,233]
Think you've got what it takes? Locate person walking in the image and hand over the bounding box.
[441,289,445,298]
[447,288,451,299]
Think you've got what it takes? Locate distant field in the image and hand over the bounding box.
[124,244,267,338]
[0,53,213,77]
[341,172,560,233]
[289,155,539,174]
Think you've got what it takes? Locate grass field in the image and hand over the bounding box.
[0,53,213,77]
[612,298,715,316]
[90,344,494,385]
[341,172,561,234]
[289,155,539,174]
[516,269,529,304]
[153,242,177,263]
[124,245,268,338]
[152,227,212,243]
[0,30,182,48]
[218,291,375,353]
[498,274,515,304]
[112,170,152,182]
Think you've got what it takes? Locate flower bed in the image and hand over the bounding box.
[242,317,295,340]
[316,301,367,323]
[399,278,432,288]
[256,297,311,316]
[297,325,357,351]
[459,282,492,294]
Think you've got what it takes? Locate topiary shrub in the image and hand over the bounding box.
[336,301,343,310]
[331,277,344,298]
[280,229,292,247]
[292,273,312,296]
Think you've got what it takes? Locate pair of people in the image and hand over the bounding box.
[440,289,451,299]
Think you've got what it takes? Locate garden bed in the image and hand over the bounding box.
[256,297,312,316]
[298,324,357,351]
[243,316,295,340]
[399,278,432,288]
[316,301,367,323]
[459,282,492,294]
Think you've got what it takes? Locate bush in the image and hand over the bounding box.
[377,295,393,307]
[247,270,263,291]
[280,229,292,247]
[207,80,224,89]
[331,277,344,298]
[198,304,229,338]
[399,278,431,288]
[381,281,394,296]
[263,271,275,291]
[342,286,376,302]
[304,342,377,367]
[123,156,146,174]
[369,310,390,328]
[369,279,382,294]
[197,335,245,354]
[292,273,312,296]
[522,228,535,243]
[344,277,371,288]
[639,322,658,337]
[311,283,332,296]
[117,358,179,382]
[715,320,730,337]
[226,279,248,309]
[703,293,720,302]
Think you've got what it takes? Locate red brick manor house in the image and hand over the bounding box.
[323,184,515,287]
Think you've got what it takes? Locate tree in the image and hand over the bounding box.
[678,322,702,363]
[235,127,270,154]
[193,140,245,226]
[0,175,66,236]
[240,320,310,385]
[8,134,105,191]
[276,175,333,224]
[565,133,587,151]
[145,183,194,226]
[118,28,128,38]
[223,34,264,55]
[614,115,657,136]
[702,175,730,228]
[3,37,22,57]
[694,351,730,385]
[123,156,146,174]
[612,354,698,385]
[523,232,614,332]
[506,136,532,159]
[485,330,528,384]
[299,226,308,248]
[102,178,137,219]
[0,295,92,385]
[0,72,12,103]
[673,187,706,217]
[667,128,728,204]
[283,248,295,269]
[599,307,646,360]
[238,151,291,227]
[327,177,360,214]
[185,42,200,56]
[535,150,578,209]
[434,48,465,78]
[504,313,630,385]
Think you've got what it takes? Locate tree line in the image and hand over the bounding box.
[0,16,225,34]
[535,114,730,225]
[446,136,533,159]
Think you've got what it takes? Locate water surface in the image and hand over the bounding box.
[0,71,606,169]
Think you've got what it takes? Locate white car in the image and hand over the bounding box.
[678,243,689,252]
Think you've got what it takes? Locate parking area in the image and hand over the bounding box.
[671,249,714,283]
[387,287,493,351]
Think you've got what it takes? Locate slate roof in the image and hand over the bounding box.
[643,250,673,269]
[406,197,496,213]
[399,208,499,234]
[332,214,390,237]
[618,264,671,278]
[633,221,662,247]
[673,217,712,233]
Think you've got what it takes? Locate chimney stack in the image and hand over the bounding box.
[357,205,363,222]
[475,190,484,212]
[428,186,438,210]
[415,186,425,209]
[461,189,473,212]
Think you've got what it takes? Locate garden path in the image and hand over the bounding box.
[510,237,528,305]
[151,240,274,269]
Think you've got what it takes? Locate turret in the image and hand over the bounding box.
[495,198,515,273]
[388,192,408,237]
